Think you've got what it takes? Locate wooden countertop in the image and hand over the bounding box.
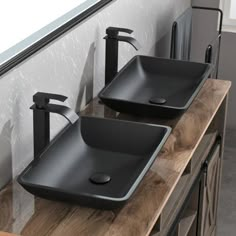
[0,79,231,236]
[0,233,19,236]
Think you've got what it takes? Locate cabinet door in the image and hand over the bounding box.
[199,144,220,236]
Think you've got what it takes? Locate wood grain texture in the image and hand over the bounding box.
[0,232,19,236]
[0,185,13,233]
[0,79,231,236]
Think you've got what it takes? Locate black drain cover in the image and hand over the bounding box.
[149,97,167,105]
[89,173,111,185]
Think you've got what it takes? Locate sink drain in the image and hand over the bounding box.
[89,173,111,185]
[149,97,167,105]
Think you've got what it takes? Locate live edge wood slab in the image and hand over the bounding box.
[0,79,231,236]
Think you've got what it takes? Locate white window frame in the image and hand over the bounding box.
[222,0,236,27]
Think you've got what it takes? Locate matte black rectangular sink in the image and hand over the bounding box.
[18,116,171,209]
[99,56,212,118]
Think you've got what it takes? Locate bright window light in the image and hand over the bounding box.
[0,0,87,54]
[222,0,236,28]
[230,0,236,19]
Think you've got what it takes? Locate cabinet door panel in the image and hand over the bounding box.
[200,145,220,236]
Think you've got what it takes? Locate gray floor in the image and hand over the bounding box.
[217,129,236,235]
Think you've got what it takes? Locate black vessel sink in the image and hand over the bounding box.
[99,56,212,118]
[18,116,170,209]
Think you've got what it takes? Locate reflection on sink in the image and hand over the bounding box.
[99,55,212,118]
[18,116,171,209]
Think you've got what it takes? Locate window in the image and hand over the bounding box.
[222,0,236,27]
[0,0,87,54]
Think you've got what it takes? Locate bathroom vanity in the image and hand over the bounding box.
[0,79,231,236]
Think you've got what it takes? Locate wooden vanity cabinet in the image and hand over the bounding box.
[150,88,229,236]
[168,140,221,236]
[151,137,222,236]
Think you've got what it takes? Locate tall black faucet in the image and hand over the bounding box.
[31,92,79,158]
[104,27,141,85]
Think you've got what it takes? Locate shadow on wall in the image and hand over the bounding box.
[76,43,95,112]
[0,120,13,190]
[152,3,175,58]
[154,30,172,58]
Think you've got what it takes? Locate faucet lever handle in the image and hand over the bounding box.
[33,92,67,108]
[106,27,133,38]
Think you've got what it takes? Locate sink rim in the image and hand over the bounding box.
[18,116,171,203]
[99,55,212,110]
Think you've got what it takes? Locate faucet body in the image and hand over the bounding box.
[31,92,79,158]
[104,27,141,85]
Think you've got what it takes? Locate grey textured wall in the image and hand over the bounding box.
[0,0,191,189]
[192,0,236,130]
[191,0,220,63]
[218,32,236,130]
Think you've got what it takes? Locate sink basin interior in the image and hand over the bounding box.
[19,116,170,207]
[99,56,211,117]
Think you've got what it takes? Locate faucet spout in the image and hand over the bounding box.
[116,35,141,50]
[45,104,79,124]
